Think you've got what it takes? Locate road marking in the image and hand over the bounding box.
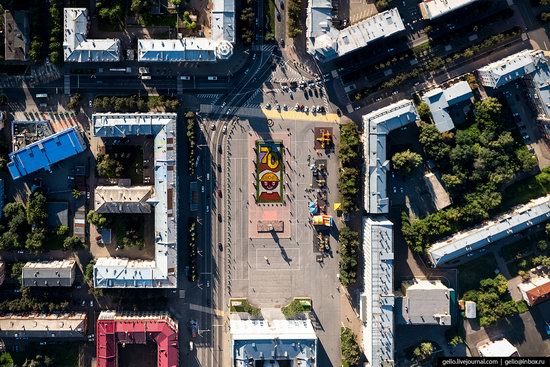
[189,303,225,317]
[261,109,340,122]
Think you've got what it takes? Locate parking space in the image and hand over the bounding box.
[497,81,550,169]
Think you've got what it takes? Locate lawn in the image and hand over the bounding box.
[265,0,276,40]
[500,169,550,212]
[458,254,499,297]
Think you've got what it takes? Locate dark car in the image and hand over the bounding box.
[280,0,284,9]
[217,144,222,153]
[218,242,223,251]
[218,213,222,222]
[276,10,281,21]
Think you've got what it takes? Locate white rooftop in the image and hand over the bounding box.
[428,195,550,267]
[230,319,317,341]
[478,339,518,357]
[63,8,120,62]
[397,279,452,325]
[0,313,86,338]
[422,80,473,132]
[477,49,541,88]
[363,100,418,214]
[138,0,234,62]
[419,0,480,20]
[92,113,177,288]
[307,5,404,62]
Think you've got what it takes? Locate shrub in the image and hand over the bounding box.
[341,327,361,366]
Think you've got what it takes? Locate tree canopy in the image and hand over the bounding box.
[392,149,422,174]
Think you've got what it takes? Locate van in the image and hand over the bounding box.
[207,76,218,81]
[180,76,191,80]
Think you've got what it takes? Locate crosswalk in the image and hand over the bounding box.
[197,94,223,104]
[0,63,62,88]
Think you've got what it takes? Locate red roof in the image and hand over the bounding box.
[96,314,179,367]
[526,281,550,306]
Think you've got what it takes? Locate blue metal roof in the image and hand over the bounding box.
[7,127,87,180]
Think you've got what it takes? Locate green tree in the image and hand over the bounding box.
[84,260,95,284]
[10,262,25,284]
[63,236,83,250]
[26,191,47,229]
[339,227,360,286]
[341,327,361,366]
[25,229,46,252]
[418,122,451,162]
[537,240,548,253]
[0,352,15,367]
[392,149,422,174]
[56,225,69,237]
[131,0,151,14]
[87,211,108,228]
[96,153,123,178]
[338,167,360,212]
[532,255,550,267]
[413,342,434,361]
[375,0,390,10]
[417,102,431,122]
[339,123,360,166]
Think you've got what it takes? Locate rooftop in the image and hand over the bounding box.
[22,260,76,287]
[396,279,453,325]
[94,186,154,214]
[7,127,87,180]
[361,217,395,367]
[363,100,418,214]
[478,338,518,357]
[307,5,404,62]
[419,0,480,20]
[138,0,234,62]
[0,313,86,339]
[230,319,317,367]
[422,80,473,132]
[477,49,542,88]
[96,311,178,367]
[11,120,54,152]
[92,113,177,288]
[63,8,120,62]
[4,10,29,61]
[517,269,550,306]
[428,195,550,267]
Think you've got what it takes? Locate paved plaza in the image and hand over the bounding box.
[223,116,342,365]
